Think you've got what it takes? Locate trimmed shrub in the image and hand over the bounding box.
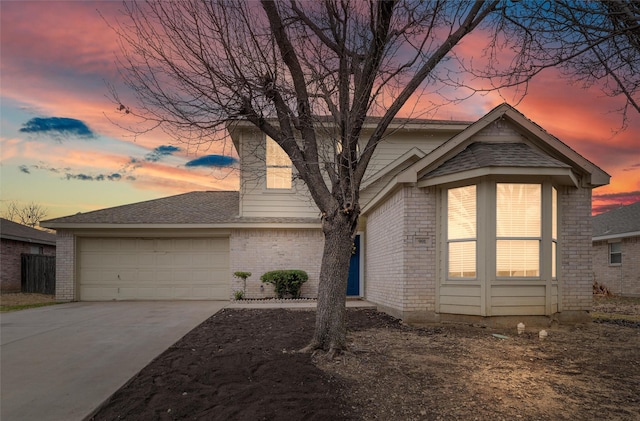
[260,270,309,299]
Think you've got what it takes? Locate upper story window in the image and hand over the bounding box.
[266,136,292,189]
[609,242,622,265]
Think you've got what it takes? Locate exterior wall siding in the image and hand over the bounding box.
[1,239,56,292]
[238,126,453,219]
[229,228,324,299]
[55,230,76,301]
[593,236,640,296]
[558,185,593,316]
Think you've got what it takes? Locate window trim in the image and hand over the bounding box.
[446,184,478,280]
[609,241,622,266]
[442,178,558,284]
[265,136,293,190]
[495,183,542,279]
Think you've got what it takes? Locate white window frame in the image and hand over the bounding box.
[609,242,622,265]
[496,183,541,279]
[443,179,558,284]
[446,185,477,280]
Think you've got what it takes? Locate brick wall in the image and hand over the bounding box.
[366,186,438,322]
[365,188,406,313]
[55,230,76,301]
[229,228,324,299]
[1,239,55,292]
[559,185,593,314]
[401,186,437,316]
[593,236,640,296]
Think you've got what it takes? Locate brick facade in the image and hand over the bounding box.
[229,228,324,299]
[365,186,438,322]
[558,185,593,319]
[54,230,76,301]
[1,238,56,292]
[365,187,406,313]
[593,236,640,296]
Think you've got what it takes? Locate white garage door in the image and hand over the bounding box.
[78,237,229,300]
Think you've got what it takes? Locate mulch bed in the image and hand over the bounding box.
[89,307,640,421]
[89,308,397,421]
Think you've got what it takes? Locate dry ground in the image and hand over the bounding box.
[0,292,57,311]
[88,296,640,421]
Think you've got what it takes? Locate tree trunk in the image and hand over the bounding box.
[301,210,357,356]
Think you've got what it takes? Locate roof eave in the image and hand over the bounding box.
[42,222,322,230]
[593,231,640,242]
[417,167,579,188]
[0,234,56,246]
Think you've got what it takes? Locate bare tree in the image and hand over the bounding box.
[3,201,48,228]
[476,0,639,125]
[111,0,637,354]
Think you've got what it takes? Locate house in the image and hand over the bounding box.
[1,218,56,292]
[42,104,609,324]
[592,201,640,296]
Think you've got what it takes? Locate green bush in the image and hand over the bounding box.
[233,290,245,300]
[233,271,252,280]
[260,270,308,299]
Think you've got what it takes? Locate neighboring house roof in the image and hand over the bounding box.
[0,218,56,246]
[592,201,640,241]
[41,191,321,229]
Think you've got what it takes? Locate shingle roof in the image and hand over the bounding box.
[41,191,322,226]
[42,191,240,225]
[0,218,56,245]
[592,201,640,239]
[422,142,571,180]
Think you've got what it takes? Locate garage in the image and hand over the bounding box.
[78,237,229,301]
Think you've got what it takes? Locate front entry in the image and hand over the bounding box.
[347,235,361,296]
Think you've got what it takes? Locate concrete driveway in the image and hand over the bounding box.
[1,301,227,421]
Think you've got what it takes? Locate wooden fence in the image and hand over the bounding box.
[21,254,56,295]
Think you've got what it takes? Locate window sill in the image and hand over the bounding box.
[264,188,295,194]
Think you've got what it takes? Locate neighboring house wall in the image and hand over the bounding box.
[55,230,76,301]
[230,228,324,299]
[1,239,56,292]
[593,237,640,296]
[558,185,593,319]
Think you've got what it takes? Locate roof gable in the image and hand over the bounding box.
[398,103,610,188]
[593,201,640,240]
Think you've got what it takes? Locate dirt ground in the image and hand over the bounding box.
[89,296,640,421]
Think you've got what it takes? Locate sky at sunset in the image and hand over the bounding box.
[1,1,638,221]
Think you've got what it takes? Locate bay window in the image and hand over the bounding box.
[445,181,558,282]
[447,185,477,278]
[496,183,541,277]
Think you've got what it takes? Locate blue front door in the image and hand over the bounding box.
[347,235,360,296]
